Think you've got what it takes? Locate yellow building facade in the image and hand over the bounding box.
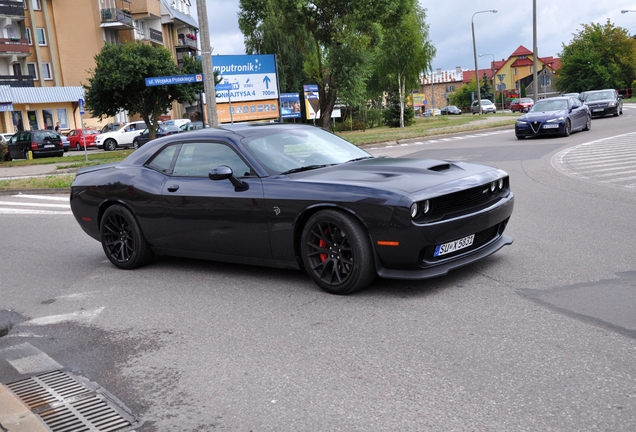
[0,0,199,134]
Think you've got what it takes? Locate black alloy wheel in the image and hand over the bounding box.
[100,205,153,270]
[562,119,571,137]
[300,209,375,295]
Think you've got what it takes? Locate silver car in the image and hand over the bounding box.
[471,99,497,114]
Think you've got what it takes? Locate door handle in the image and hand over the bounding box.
[167,184,180,192]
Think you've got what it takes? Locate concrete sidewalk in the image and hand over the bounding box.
[0,163,77,181]
[0,383,49,432]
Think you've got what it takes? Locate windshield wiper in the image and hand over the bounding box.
[346,156,374,163]
[280,164,332,175]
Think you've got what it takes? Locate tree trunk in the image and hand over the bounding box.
[398,72,405,128]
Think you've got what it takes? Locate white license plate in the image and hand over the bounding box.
[44,144,54,148]
[592,108,604,112]
[543,124,559,129]
[434,234,475,257]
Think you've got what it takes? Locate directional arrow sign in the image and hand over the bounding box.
[263,76,271,89]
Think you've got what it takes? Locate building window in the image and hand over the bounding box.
[42,109,54,130]
[26,28,32,45]
[530,66,533,73]
[27,110,39,130]
[445,85,455,93]
[27,63,37,79]
[12,63,22,76]
[41,62,52,80]
[36,28,46,46]
[12,111,24,132]
[513,68,517,75]
[57,109,69,129]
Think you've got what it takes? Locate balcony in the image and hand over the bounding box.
[0,0,25,18]
[135,27,164,45]
[0,37,29,56]
[100,8,133,29]
[176,34,197,51]
[0,75,34,87]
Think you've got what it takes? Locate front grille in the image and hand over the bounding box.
[427,177,509,215]
[6,370,138,432]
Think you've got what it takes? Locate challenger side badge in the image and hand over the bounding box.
[273,206,281,215]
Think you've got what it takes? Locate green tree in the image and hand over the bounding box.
[84,42,198,139]
[555,20,636,92]
[238,0,310,94]
[449,78,477,109]
[239,0,411,129]
[480,72,493,101]
[374,0,435,127]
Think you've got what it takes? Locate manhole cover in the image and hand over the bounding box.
[6,370,139,432]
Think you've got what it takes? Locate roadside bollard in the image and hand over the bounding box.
[27,150,33,160]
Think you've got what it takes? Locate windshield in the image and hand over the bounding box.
[243,127,372,175]
[586,91,614,101]
[530,99,568,112]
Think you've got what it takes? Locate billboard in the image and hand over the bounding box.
[303,84,320,120]
[280,93,301,119]
[212,54,279,122]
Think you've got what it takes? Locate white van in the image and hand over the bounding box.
[95,121,147,151]
[163,119,191,128]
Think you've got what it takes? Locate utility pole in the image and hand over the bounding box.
[196,0,218,127]
[532,0,539,103]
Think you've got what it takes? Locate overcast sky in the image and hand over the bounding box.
[198,1,636,73]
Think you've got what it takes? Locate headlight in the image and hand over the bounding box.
[608,101,616,107]
[410,203,419,218]
[422,199,430,214]
[546,117,564,123]
[516,120,527,125]
[490,181,497,193]
[498,178,504,190]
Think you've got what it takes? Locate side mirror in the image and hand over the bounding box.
[571,104,580,109]
[209,165,248,190]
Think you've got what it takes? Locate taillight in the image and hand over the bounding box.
[31,142,38,150]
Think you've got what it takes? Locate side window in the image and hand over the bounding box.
[172,142,253,178]
[147,145,179,174]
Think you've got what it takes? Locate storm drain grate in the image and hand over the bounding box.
[6,370,138,432]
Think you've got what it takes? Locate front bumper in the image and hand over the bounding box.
[372,192,514,280]
[515,121,564,137]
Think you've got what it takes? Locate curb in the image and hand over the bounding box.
[0,383,49,432]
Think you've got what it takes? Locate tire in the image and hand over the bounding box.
[104,138,117,151]
[562,119,571,137]
[76,143,81,151]
[133,139,139,150]
[23,149,29,160]
[100,205,154,270]
[583,115,591,131]
[63,147,68,152]
[300,209,375,295]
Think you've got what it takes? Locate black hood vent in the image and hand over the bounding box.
[428,163,451,172]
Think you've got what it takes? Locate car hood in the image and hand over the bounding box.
[288,157,501,195]
[519,110,567,121]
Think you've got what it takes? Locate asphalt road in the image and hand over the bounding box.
[1,109,636,431]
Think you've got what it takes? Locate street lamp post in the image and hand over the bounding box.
[479,53,495,107]
[621,10,636,13]
[472,10,497,114]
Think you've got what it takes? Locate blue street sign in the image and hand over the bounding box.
[145,74,204,87]
[215,83,233,91]
[78,98,85,114]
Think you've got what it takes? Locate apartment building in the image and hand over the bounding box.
[0,0,199,134]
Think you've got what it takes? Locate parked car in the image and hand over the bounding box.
[580,89,623,118]
[67,128,100,150]
[95,121,147,151]
[0,137,8,161]
[1,133,13,143]
[509,98,534,113]
[70,123,514,295]
[561,92,580,99]
[423,108,441,117]
[181,121,206,132]
[132,125,182,149]
[7,130,64,159]
[440,105,462,115]
[58,133,70,152]
[515,96,591,139]
[471,99,497,114]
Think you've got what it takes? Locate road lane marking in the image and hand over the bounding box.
[21,307,105,326]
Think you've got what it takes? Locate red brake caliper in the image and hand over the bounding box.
[319,228,328,262]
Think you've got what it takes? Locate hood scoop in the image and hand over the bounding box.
[428,163,451,172]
